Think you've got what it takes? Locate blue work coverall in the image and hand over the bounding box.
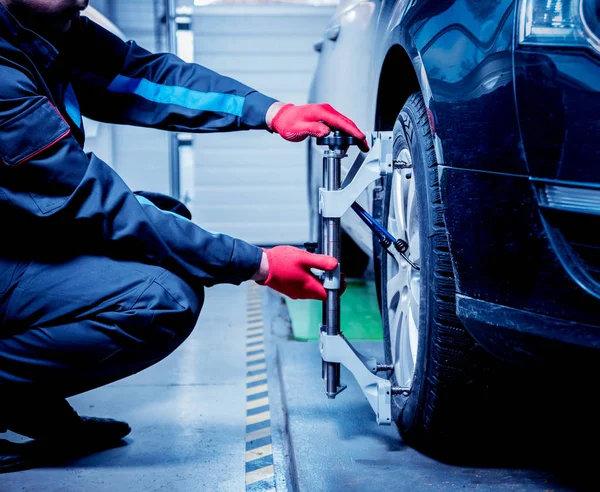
[0,5,277,396]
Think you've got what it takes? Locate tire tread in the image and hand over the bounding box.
[385,93,500,453]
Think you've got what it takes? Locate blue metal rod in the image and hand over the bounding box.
[350,202,394,246]
[351,202,418,270]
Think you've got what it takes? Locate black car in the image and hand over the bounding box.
[308,0,600,453]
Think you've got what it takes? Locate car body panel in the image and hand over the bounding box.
[308,1,380,252]
[514,49,600,184]
[308,0,600,363]
[411,0,526,175]
[441,167,600,324]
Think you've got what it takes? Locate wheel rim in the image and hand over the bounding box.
[386,148,421,389]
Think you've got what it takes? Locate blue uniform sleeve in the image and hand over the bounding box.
[0,63,262,287]
[65,17,278,133]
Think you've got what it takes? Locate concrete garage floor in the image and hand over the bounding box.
[0,285,594,491]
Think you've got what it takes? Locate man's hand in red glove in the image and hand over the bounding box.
[266,102,370,152]
[251,245,346,301]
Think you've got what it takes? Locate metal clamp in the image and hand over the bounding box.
[319,132,393,219]
[315,130,395,426]
[310,266,341,289]
[320,331,392,425]
[323,264,341,290]
[310,264,342,290]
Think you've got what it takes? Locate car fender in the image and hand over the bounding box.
[374,6,444,166]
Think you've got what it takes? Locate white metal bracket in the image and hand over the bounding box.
[319,131,393,219]
[320,331,392,425]
[317,131,396,426]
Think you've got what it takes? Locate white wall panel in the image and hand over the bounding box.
[192,5,334,245]
[91,1,170,194]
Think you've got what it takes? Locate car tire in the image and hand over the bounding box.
[380,92,504,454]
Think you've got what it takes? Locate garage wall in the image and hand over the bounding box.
[83,2,335,245]
[83,0,170,195]
[110,0,171,194]
[191,5,335,245]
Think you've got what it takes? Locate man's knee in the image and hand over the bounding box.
[152,270,203,345]
[113,270,204,351]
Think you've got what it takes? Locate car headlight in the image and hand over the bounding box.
[519,0,600,53]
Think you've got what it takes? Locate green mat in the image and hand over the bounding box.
[286,279,383,341]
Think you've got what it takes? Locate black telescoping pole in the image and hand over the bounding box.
[317,131,360,398]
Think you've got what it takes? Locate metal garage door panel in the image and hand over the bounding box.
[195,13,329,35]
[195,34,318,54]
[192,6,334,245]
[197,131,282,149]
[196,203,308,225]
[113,0,156,32]
[113,126,170,196]
[194,54,317,74]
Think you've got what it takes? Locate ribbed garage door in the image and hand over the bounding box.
[191,5,334,245]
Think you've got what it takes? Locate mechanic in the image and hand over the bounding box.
[0,0,369,472]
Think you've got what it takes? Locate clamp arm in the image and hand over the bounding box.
[320,332,392,425]
[319,132,393,219]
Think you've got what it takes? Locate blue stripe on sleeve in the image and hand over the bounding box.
[64,83,82,129]
[135,195,192,223]
[107,74,245,117]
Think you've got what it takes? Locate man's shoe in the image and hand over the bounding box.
[68,416,132,444]
[6,414,131,447]
[0,392,131,473]
[0,418,131,474]
[2,392,130,443]
[0,439,39,474]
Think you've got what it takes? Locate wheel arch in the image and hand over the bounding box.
[375,44,421,132]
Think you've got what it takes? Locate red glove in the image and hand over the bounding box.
[270,103,369,152]
[259,245,345,301]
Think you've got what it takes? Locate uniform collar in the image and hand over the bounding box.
[0,2,59,71]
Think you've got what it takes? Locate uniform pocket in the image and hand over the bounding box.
[0,97,71,167]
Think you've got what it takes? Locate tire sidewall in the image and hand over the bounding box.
[381,95,436,435]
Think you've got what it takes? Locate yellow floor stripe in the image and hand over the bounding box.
[246,383,268,396]
[245,465,274,486]
[246,373,267,384]
[246,427,271,442]
[246,285,275,491]
[245,444,273,463]
[246,396,269,410]
[246,343,265,353]
[246,411,270,426]
[248,362,266,372]
[246,336,264,344]
[246,353,265,363]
